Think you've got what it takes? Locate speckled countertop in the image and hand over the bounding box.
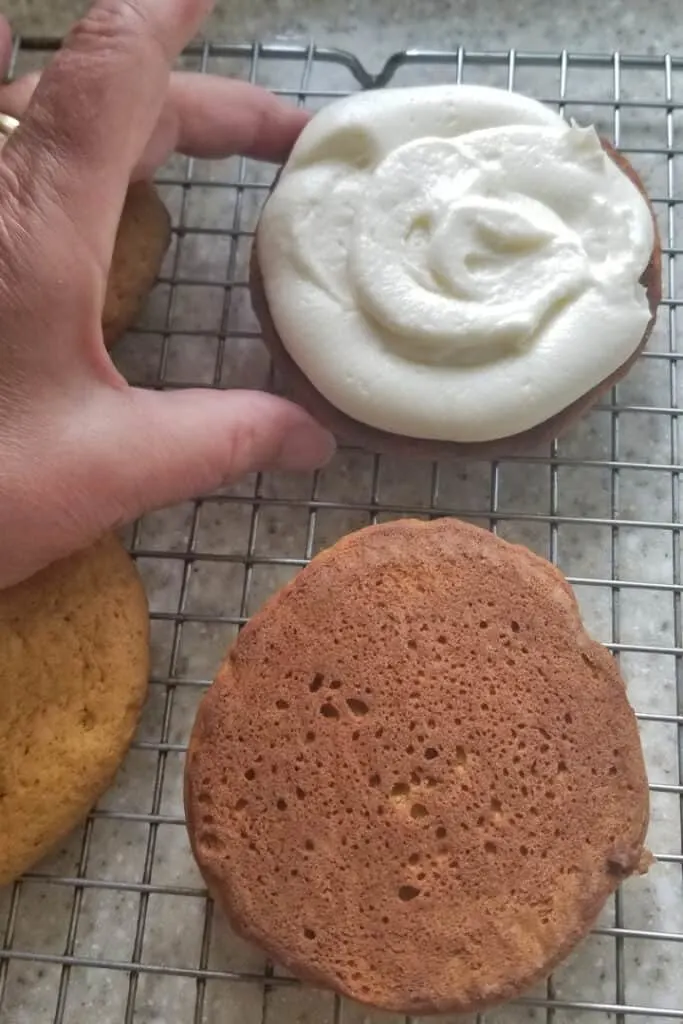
[3,0,680,57]
[1,3,683,1024]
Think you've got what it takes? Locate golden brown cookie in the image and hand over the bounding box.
[0,535,149,886]
[103,181,171,348]
[185,518,650,1015]
[250,141,661,458]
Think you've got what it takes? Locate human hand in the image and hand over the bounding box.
[0,0,335,591]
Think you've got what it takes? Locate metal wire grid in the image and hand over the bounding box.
[0,36,681,1024]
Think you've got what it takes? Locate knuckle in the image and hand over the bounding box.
[68,0,156,55]
[0,155,28,215]
[252,100,279,155]
[248,94,295,162]
[67,0,210,65]
[62,0,207,72]
[2,90,88,208]
[0,160,103,340]
[137,102,180,177]
[0,164,46,296]
[220,418,272,483]
[1,131,46,207]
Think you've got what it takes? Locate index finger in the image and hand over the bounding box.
[2,0,212,268]
[135,74,311,177]
[0,71,311,177]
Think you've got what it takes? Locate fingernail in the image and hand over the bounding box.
[277,423,336,471]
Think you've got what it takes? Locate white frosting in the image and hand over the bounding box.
[257,85,655,442]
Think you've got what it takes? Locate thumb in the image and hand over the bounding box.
[86,387,336,523]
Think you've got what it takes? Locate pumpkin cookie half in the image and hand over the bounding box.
[185,517,649,1014]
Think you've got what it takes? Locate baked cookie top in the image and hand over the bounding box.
[0,535,149,885]
[185,517,649,1014]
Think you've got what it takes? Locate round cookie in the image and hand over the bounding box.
[185,518,650,1015]
[0,535,149,886]
[103,181,171,348]
[251,137,661,458]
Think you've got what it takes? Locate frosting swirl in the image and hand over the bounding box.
[257,86,655,442]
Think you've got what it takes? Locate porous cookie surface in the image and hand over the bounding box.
[185,518,649,1014]
[0,535,149,886]
[103,181,171,347]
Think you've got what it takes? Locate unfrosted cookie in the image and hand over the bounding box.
[185,517,650,1014]
[0,535,149,885]
[103,181,171,348]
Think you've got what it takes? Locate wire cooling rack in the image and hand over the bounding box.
[0,36,682,1024]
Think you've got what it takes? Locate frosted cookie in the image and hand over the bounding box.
[185,517,650,1014]
[251,85,661,457]
[103,181,171,347]
[0,536,149,885]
